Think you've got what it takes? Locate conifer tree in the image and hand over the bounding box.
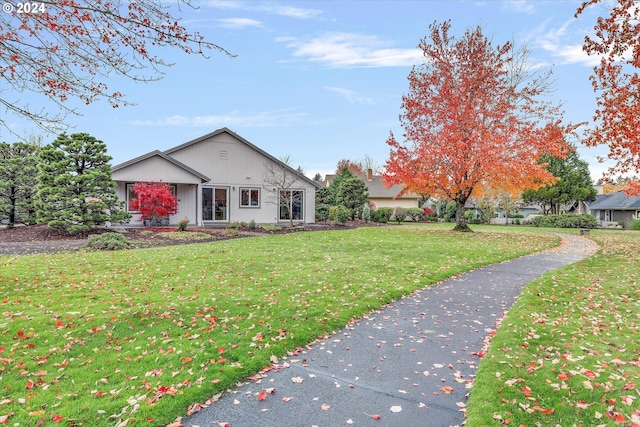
[35,133,129,233]
[0,142,40,227]
[336,176,369,220]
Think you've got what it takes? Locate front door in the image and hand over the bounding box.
[202,187,229,222]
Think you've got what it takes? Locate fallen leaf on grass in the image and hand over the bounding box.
[533,405,555,414]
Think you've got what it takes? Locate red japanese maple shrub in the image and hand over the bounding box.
[130,182,178,225]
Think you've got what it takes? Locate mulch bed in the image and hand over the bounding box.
[0,221,385,255]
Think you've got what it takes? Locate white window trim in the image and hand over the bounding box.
[278,189,305,222]
[239,187,261,208]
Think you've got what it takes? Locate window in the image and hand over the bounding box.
[240,188,260,208]
[279,190,304,221]
[202,187,228,221]
[126,183,137,211]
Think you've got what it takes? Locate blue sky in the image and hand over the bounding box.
[2,0,615,180]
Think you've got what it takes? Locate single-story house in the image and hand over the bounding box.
[324,169,420,210]
[587,191,640,228]
[111,128,319,226]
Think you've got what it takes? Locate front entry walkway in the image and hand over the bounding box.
[183,234,598,427]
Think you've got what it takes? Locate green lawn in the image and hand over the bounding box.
[0,225,557,426]
[466,229,640,426]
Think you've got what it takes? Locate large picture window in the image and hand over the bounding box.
[240,188,260,208]
[279,190,304,221]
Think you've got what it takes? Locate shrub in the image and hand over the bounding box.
[406,207,424,221]
[225,228,240,236]
[392,207,408,223]
[177,217,188,231]
[227,221,245,230]
[86,232,130,250]
[362,203,371,222]
[248,219,257,229]
[440,201,457,222]
[129,182,178,225]
[329,205,351,224]
[315,203,331,222]
[531,214,597,229]
[260,224,281,231]
[630,219,640,230]
[372,207,393,223]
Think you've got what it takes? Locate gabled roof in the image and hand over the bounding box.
[363,175,417,199]
[588,191,640,210]
[164,127,322,189]
[325,174,418,199]
[111,150,210,183]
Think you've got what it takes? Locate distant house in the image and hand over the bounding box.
[587,191,640,228]
[111,128,319,226]
[324,169,420,210]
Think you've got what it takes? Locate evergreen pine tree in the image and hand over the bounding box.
[0,142,40,227]
[336,176,369,220]
[35,133,130,233]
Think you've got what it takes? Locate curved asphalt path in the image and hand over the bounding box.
[182,233,598,427]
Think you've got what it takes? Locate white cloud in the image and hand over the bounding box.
[131,109,307,128]
[503,0,536,14]
[202,1,321,19]
[272,5,322,19]
[279,32,423,68]
[324,86,375,105]
[544,43,601,66]
[217,18,264,29]
[527,19,602,67]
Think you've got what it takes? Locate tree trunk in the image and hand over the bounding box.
[453,201,472,232]
[8,186,16,228]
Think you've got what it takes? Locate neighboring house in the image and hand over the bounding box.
[587,191,640,228]
[324,169,420,209]
[111,128,319,226]
[562,200,590,215]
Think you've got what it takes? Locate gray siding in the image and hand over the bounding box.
[112,155,203,184]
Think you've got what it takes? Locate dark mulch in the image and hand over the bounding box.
[0,221,385,255]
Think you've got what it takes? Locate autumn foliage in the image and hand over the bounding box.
[383,21,578,231]
[130,182,178,225]
[0,0,233,135]
[576,0,640,195]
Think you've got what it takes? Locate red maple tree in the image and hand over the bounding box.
[129,182,178,225]
[0,0,234,136]
[576,0,640,195]
[383,21,579,231]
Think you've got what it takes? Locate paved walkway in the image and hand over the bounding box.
[183,234,599,427]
